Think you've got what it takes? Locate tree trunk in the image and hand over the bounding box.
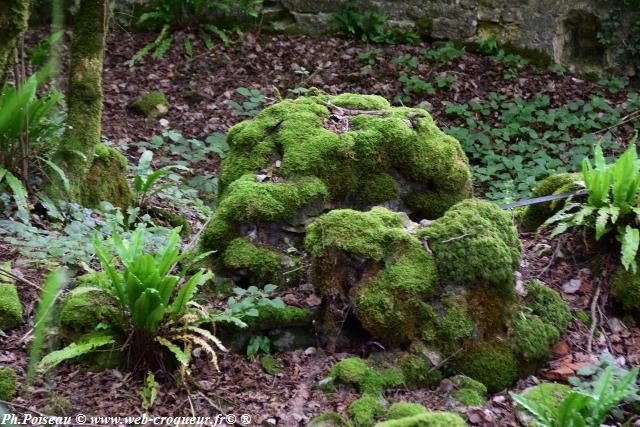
[0,0,30,88]
[52,0,130,209]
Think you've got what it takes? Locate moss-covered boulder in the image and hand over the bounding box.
[58,272,124,338]
[0,367,17,400]
[348,395,385,427]
[131,90,170,118]
[386,402,428,420]
[515,382,570,426]
[450,375,487,406]
[307,412,348,427]
[81,144,132,211]
[0,282,22,330]
[201,93,472,285]
[611,265,640,312]
[520,173,581,231]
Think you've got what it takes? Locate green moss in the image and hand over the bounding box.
[330,357,404,395]
[375,412,467,427]
[399,354,442,389]
[512,313,559,361]
[0,367,17,400]
[521,173,581,231]
[405,191,468,220]
[44,395,73,416]
[243,304,314,330]
[455,340,519,393]
[131,90,170,118]
[434,296,475,342]
[450,375,487,395]
[305,207,405,260]
[150,207,191,236]
[611,266,640,312]
[358,172,400,204]
[520,383,570,415]
[0,283,22,330]
[347,395,385,427]
[524,280,571,331]
[452,388,485,406]
[81,144,131,211]
[419,199,522,288]
[223,238,283,282]
[260,354,284,375]
[307,412,348,427]
[330,93,390,110]
[59,272,123,337]
[575,310,591,326]
[386,402,428,420]
[355,243,437,344]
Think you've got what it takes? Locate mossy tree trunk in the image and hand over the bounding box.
[52,0,130,208]
[0,0,30,89]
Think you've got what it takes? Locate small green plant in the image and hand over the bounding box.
[476,34,498,55]
[421,42,465,63]
[493,50,529,80]
[133,150,189,208]
[544,137,640,271]
[229,87,266,117]
[435,74,457,89]
[140,371,159,412]
[0,167,30,223]
[211,284,285,328]
[551,63,567,76]
[598,1,640,69]
[511,359,639,426]
[39,226,222,375]
[392,54,418,72]
[129,0,263,64]
[598,77,628,93]
[246,335,270,357]
[332,0,390,43]
[358,48,383,72]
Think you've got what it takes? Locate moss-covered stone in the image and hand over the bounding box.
[223,238,284,283]
[81,144,132,211]
[59,272,124,338]
[611,266,640,312]
[307,412,348,427]
[521,173,581,231]
[511,312,559,362]
[450,375,487,406]
[454,340,519,393]
[524,280,571,332]
[260,354,284,375]
[347,395,385,427]
[329,357,404,396]
[450,375,487,395]
[375,412,467,427]
[386,402,428,420]
[44,394,73,416]
[0,283,22,330]
[418,199,521,288]
[399,353,442,389]
[201,93,472,284]
[518,383,570,422]
[0,367,17,400]
[131,90,170,118]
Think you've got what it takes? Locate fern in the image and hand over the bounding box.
[38,333,115,372]
[0,167,29,223]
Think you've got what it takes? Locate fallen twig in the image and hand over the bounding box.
[0,267,42,290]
[587,282,601,353]
[440,233,471,244]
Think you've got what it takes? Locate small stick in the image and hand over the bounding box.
[0,267,42,290]
[440,233,471,244]
[587,282,601,353]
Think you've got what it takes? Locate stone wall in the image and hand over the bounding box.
[264,0,627,76]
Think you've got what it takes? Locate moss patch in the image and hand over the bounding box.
[611,266,640,312]
[520,382,570,415]
[131,90,170,118]
[386,402,428,420]
[223,238,284,282]
[376,412,467,427]
[0,367,17,400]
[307,412,348,427]
[260,355,284,375]
[511,312,559,362]
[347,395,385,427]
[419,199,521,288]
[454,340,519,393]
[59,272,124,338]
[524,280,571,331]
[0,283,22,330]
[81,144,131,211]
[521,173,581,231]
[329,357,404,395]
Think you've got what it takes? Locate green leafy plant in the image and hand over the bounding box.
[493,50,529,80]
[476,34,498,55]
[544,136,640,271]
[140,371,159,411]
[358,48,383,72]
[421,42,465,63]
[129,0,263,64]
[510,361,639,426]
[39,226,223,375]
[246,335,270,357]
[0,167,30,223]
[435,74,457,89]
[229,87,266,117]
[552,63,567,76]
[597,0,640,69]
[332,0,395,43]
[133,150,190,208]
[210,284,285,328]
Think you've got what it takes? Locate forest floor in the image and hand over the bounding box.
[2,30,640,426]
